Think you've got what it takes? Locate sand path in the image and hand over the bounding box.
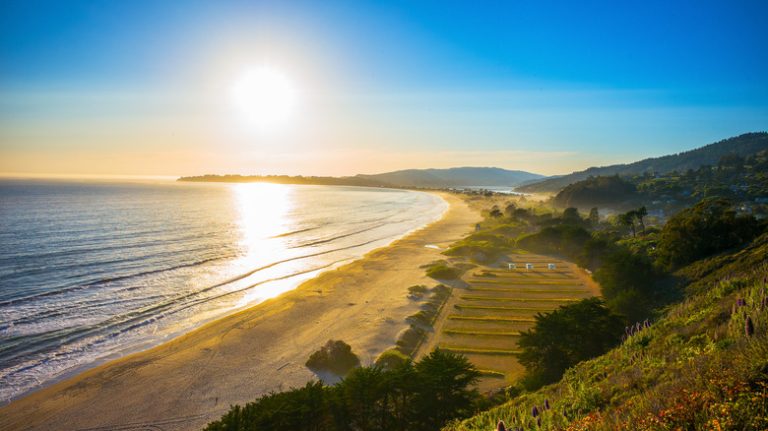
[0,192,479,431]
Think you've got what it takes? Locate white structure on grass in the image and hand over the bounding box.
[548,263,557,270]
[525,263,534,270]
[508,263,516,270]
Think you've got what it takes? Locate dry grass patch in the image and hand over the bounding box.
[448,315,536,323]
[459,295,581,303]
[439,346,522,355]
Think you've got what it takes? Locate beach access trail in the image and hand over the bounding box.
[0,192,479,431]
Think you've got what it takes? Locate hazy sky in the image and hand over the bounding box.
[1,0,767,177]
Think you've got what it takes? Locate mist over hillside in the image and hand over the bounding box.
[355,167,545,188]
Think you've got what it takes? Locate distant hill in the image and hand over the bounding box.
[177,174,391,187]
[355,167,545,188]
[517,132,768,193]
[179,167,545,189]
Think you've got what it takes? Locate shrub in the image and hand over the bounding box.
[374,348,410,370]
[396,325,426,355]
[425,262,461,279]
[305,340,361,376]
[408,284,429,299]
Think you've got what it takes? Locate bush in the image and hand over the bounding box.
[396,325,426,355]
[407,284,429,299]
[305,340,361,376]
[374,348,410,370]
[425,262,461,279]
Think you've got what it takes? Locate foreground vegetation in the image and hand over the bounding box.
[446,233,768,430]
[205,350,485,431]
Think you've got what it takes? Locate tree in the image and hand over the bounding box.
[412,350,480,430]
[635,206,647,235]
[618,211,636,237]
[306,340,361,376]
[489,205,503,218]
[517,298,624,389]
[656,198,762,269]
[205,349,482,431]
[588,207,600,227]
[594,247,660,321]
[504,203,516,218]
[562,207,581,225]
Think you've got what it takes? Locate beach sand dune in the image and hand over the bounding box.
[0,193,478,431]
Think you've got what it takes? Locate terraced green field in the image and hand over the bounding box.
[427,253,597,392]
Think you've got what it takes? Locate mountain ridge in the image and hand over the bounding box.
[516,132,768,194]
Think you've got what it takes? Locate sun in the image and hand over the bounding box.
[231,66,298,131]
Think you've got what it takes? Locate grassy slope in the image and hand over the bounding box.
[445,233,768,430]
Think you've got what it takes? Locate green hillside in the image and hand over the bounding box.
[445,233,768,431]
[518,132,768,194]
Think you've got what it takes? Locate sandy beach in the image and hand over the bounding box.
[0,192,479,431]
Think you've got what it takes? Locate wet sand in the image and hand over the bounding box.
[0,192,479,431]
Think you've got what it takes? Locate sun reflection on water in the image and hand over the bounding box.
[233,183,293,263]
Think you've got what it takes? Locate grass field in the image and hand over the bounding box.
[425,253,596,392]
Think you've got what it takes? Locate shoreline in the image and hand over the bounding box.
[0,191,479,431]
[0,185,445,406]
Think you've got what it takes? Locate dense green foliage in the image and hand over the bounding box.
[205,350,482,431]
[517,298,625,389]
[305,340,361,376]
[446,233,768,431]
[656,198,763,269]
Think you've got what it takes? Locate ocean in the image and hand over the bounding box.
[0,179,446,403]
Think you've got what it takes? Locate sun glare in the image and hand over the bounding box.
[231,66,298,131]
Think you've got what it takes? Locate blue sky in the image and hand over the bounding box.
[1,0,767,176]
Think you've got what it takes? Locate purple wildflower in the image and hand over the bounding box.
[745,316,755,337]
[545,399,550,410]
[532,405,539,417]
[537,416,542,427]
[496,420,507,431]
